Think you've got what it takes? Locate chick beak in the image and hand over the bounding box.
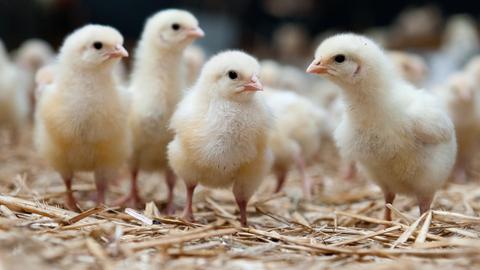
[186,27,205,39]
[306,59,328,74]
[108,44,129,58]
[242,75,263,92]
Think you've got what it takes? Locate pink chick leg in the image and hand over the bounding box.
[341,161,357,181]
[383,191,396,221]
[295,154,312,200]
[417,194,433,215]
[164,168,176,215]
[114,169,144,208]
[63,175,81,212]
[235,196,248,227]
[273,169,287,193]
[182,183,197,222]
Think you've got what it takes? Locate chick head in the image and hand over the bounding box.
[16,39,54,70]
[306,33,394,87]
[59,24,128,69]
[143,9,204,51]
[199,50,263,102]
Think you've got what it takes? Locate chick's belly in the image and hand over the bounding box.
[359,152,422,195]
[62,139,127,171]
[195,168,235,189]
[133,142,169,171]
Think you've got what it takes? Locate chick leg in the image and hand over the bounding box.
[235,196,248,227]
[294,155,312,200]
[383,191,396,221]
[94,168,115,206]
[417,194,433,215]
[273,169,287,193]
[164,168,176,215]
[62,173,81,212]
[341,161,357,181]
[182,183,197,222]
[233,181,255,227]
[114,169,144,208]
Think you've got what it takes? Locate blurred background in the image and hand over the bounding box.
[1,1,479,52]
[0,0,480,87]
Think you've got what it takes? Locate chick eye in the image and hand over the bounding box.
[334,54,345,63]
[93,41,103,50]
[171,23,180,31]
[228,70,238,80]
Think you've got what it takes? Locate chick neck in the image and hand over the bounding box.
[131,39,186,94]
[57,59,117,93]
[337,66,404,127]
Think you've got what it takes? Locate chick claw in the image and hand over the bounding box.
[65,193,81,212]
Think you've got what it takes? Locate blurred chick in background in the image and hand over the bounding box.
[264,88,330,199]
[14,39,55,120]
[435,73,480,183]
[125,9,204,211]
[183,45,206,88]
[0,40,29,145]
[427,14,480,88]
[388,51,428,87]
[168,51,271,226]
[35,25,130,211]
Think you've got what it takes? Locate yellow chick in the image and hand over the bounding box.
[125,9,204,210]
[35,24,130,211]
[183,44,206,87]
[307,34,456,221]
[264,88,330,199]
[168,51,272,226]
[387,51,428,87]
[435,73,480,183]
[0,40,29,145]
[14,39,55,121]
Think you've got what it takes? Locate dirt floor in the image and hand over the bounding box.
[1,134,480,270]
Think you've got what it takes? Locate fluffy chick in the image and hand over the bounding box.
[465,56,480,85]
[183,44,206,87]
[126,9,204,210]
[307,33,456,220]
[0,40,29,145]
[435,73,480,183]
[15,39,54,72]
[168,51,272,226]
[35,24,130,211]
[15,39,55,121]
[387,51,428,87]
[264,88,329,198]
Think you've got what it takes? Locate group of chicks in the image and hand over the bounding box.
[0,8,477,227]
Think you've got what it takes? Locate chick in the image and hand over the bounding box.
[126,9,204,210]
[307,33,456,220]
[183,44,206,87]
[0,40,29,145]
[264,88,329,198]
[387,51,428,87]
[35,25,130,211]
[465,56,480,85]
[15,39,55,121]
[427,14,479,88]
[434,73,479,183]
[15,39,54,72]
[168,51,272,226]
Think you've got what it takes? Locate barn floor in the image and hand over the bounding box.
[1,134,480,270]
